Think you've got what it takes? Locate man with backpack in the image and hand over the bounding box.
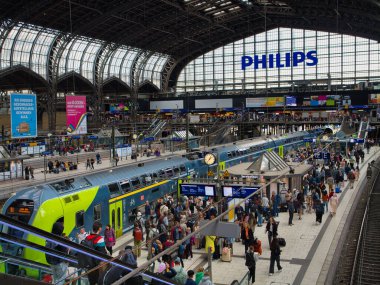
[46,222,68,285]
[79,221,107,285]
[172,257,187,285]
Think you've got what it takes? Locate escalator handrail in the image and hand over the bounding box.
[0,214,176,285]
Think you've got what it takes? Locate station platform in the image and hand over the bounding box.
[0,149,186,200]
[105,146,379,285]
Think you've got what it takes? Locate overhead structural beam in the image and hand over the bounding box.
[159,0,235,33]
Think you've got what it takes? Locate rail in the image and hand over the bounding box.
[350,160,380,285]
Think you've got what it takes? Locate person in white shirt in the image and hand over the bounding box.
[76,228,88,244]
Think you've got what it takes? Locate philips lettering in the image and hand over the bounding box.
[241,51,318,70]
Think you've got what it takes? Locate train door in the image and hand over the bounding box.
[109,201,123,238]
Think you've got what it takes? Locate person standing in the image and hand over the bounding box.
[104,224,116,255]
[186,270,197,285]
[84,222,107,285]
[266,217,278,247]
[269,236,282,276]
[314,199,324,224]
[29,166,34,179]
[195,267,204,285]
[24,166,29,180]
[76,228,88,244]
[198,271,214,285]
[296,190,304,220]
[145,201,151,220]
[245,243,257,284]
[285,190,294,226]
[133,222,143,257]
[90,158,95,169]
[46,222,68,285]
[96,152,101,164]
[348,169,356,189]
[329,193,339,217]
[114,153,119,166]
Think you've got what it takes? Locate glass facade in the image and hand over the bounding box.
[176,28,380,92]
[0,23,169,89]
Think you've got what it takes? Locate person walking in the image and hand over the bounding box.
[296,190,304,220]
[145,201,151,220]
[24,166,29,180]
[329,193,339,217]
[314,199,324,225]
[245,243,257,284]
[86,158,91,170]
[265,217,278,247]
[90,158,95,169]
[348,169,356,189]
[104,224,116,255]
[269,236,282,276]
[241,222,254,253]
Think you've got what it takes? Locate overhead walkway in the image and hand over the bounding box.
[0,214,177,285]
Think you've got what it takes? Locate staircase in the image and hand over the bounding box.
[0,145,10,158]
[358,121,368,139]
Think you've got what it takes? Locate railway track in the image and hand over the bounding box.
[334,159,380,284]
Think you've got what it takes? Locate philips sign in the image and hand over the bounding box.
[241,51,318,70]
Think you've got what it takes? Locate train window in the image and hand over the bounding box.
[108,183,120,196]
[117,208,121,229]
[158,170,165,178]
[120,180,131,193]
[94,204,101,222]
[165,168,174,177]
[142,174,152,185]
[227,152,232,158]
[173,167,180,175]
[75,211,84,228]
[180,165,186,173]
[131,177,140,188]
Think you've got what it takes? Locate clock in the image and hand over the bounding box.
[204,153,216,165]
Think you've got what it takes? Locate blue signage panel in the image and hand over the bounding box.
[222,186,259,198]
[180,184,216,197]
[313,152,331,160]
[10,93,37,138]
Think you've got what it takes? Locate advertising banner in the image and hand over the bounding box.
[10,93,37,138]
[66,96,87,135]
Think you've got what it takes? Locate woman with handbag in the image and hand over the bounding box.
[104,224,116,255]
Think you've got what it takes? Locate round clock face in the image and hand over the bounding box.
[204,153,216,165]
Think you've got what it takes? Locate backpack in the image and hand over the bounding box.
[134,228,143,241]
[78,235,99,269]
[178,244,185,256]
[172,266,187,285]
[45,241,64,265]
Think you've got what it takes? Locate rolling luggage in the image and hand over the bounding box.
[278,237,286,247]
[221,247,231,262]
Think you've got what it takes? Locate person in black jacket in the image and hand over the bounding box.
[265,217,278,247]
[241,222,254,253]
[269,236,282,276]
[245,243,256,284]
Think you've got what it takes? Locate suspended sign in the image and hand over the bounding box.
[222,186,260,199]
[66,96,87,135]
[180,184,216,197]
[10,93,37,138]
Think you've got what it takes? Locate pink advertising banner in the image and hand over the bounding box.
[66,96,87,135]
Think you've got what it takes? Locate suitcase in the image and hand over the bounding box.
[278,237,286,247]
[221,247,231,262]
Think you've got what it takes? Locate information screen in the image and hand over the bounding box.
[285,96,297,106]
[180,184,216,196]
[222,186,259,198]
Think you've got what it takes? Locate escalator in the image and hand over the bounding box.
[0,214,176,285]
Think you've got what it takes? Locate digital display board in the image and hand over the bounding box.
[180,184,216,196]
[285,96,297,106]
[222,186,259,198]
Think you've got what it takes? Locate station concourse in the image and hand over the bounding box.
[1,1,380,285]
